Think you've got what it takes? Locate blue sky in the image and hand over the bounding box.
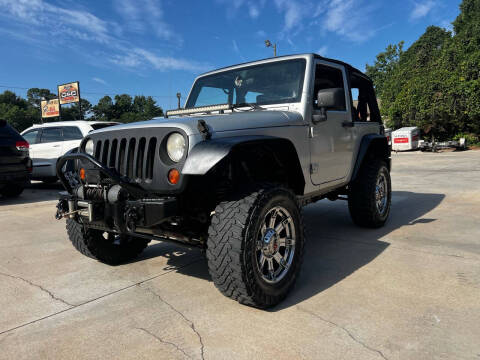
[0,0,461,111]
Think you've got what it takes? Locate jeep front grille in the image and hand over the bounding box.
[86,127,188,193]
[93,136,157,182]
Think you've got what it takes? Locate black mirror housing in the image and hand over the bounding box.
[317,88,345,110]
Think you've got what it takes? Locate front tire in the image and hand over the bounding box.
[348,159,391,228]
[207,185,305,308]
[66,219,150,265]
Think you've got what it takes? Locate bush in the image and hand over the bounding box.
[453,133,479,145]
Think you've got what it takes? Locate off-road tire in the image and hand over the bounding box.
[207,185,305,308]
[66,219,150,265]
[348,159,391,228]
[0,183,25,198]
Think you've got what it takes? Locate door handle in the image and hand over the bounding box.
[342,121,354,128]
[53,145,61,147]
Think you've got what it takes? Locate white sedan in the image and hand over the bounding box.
[21,121,119,183]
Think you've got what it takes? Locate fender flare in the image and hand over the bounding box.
[183,135,290,175]
[351,134,390,181]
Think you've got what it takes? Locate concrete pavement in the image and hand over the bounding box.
[1,151,479,359]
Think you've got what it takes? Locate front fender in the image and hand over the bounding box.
[351,134,390,181]
[182,135,277,175]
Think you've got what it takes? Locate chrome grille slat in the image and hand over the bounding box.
[85,127,185,191]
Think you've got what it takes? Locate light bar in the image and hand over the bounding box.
[166,104,231,117]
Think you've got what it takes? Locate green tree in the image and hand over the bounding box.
[26,88,56,108]
[61,99,92,121]
[366,2,480,141]
[93,96,114,120]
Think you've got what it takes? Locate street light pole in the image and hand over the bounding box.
[265,40,277,57]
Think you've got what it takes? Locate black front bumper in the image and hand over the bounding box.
[56,153,178,234]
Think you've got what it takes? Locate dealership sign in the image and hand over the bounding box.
[41,99,60,118]
[58,81,80,104]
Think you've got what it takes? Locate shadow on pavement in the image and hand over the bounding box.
[271,190,445,311]
[139,190,445,308]
[0,181,63,206]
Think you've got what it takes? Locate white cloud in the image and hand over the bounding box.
[0,0,205,73]
[317,46,328,56]
[256,30,267,38]
[217,0,265,19]
[112,49,211,72]
[92,77,107,85]
[248,4,260,19]
[410,1,435,20]
[321,0,377,42]
[232,40,246,61]
[274,0,305,31]
[0,0,110,42]
[440,19,453,32]
[113,0,175,40]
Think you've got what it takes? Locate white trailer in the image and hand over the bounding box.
[392,127,420,151]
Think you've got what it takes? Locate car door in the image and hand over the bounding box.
[34,127,64,177]
[309,61,354,185]
[62,126,84,153]
[21,129,41,176]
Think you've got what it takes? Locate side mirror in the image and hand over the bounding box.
[313,88,345,124]
[317,88,345,109]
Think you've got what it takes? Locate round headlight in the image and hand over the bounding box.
[166,133,186,162]
[85,139,94,156]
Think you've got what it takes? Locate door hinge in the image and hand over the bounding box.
[310,163,319,174]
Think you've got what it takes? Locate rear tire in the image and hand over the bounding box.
[66,219,150,265]
[0,183,25,198]
[207,185,305,308]
[348,159,391,228]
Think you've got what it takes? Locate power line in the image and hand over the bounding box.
[0,84,181,99]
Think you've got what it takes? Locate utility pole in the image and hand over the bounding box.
[265,40,277,57]
[176,92,181,109]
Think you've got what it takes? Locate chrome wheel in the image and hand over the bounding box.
[256,206,296,284]
[375,170,388,215]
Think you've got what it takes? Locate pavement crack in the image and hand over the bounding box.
[143,286,205,360]
[0,272,74,307]
[297,306,388,360]
[0,258,203,336]
[136,327,192,359]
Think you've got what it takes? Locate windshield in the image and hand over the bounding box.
[186,59,306,109]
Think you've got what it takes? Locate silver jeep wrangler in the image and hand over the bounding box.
[56,54,391,308]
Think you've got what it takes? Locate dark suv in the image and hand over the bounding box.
[0,120,32,198]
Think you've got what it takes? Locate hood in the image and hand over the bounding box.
[91,110,305,137]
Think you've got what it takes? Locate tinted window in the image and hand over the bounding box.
[62,126,83,140]
[40,128,63,143]
[23,130,40,144]
[313,64,346,111]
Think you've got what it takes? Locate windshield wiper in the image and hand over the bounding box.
[232,103,265,111]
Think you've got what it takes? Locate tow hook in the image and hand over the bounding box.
[125,205,143,233]
[55,199,69,220]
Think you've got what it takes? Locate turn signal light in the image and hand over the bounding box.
[79,168,86,181]
[168,169,180,184]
